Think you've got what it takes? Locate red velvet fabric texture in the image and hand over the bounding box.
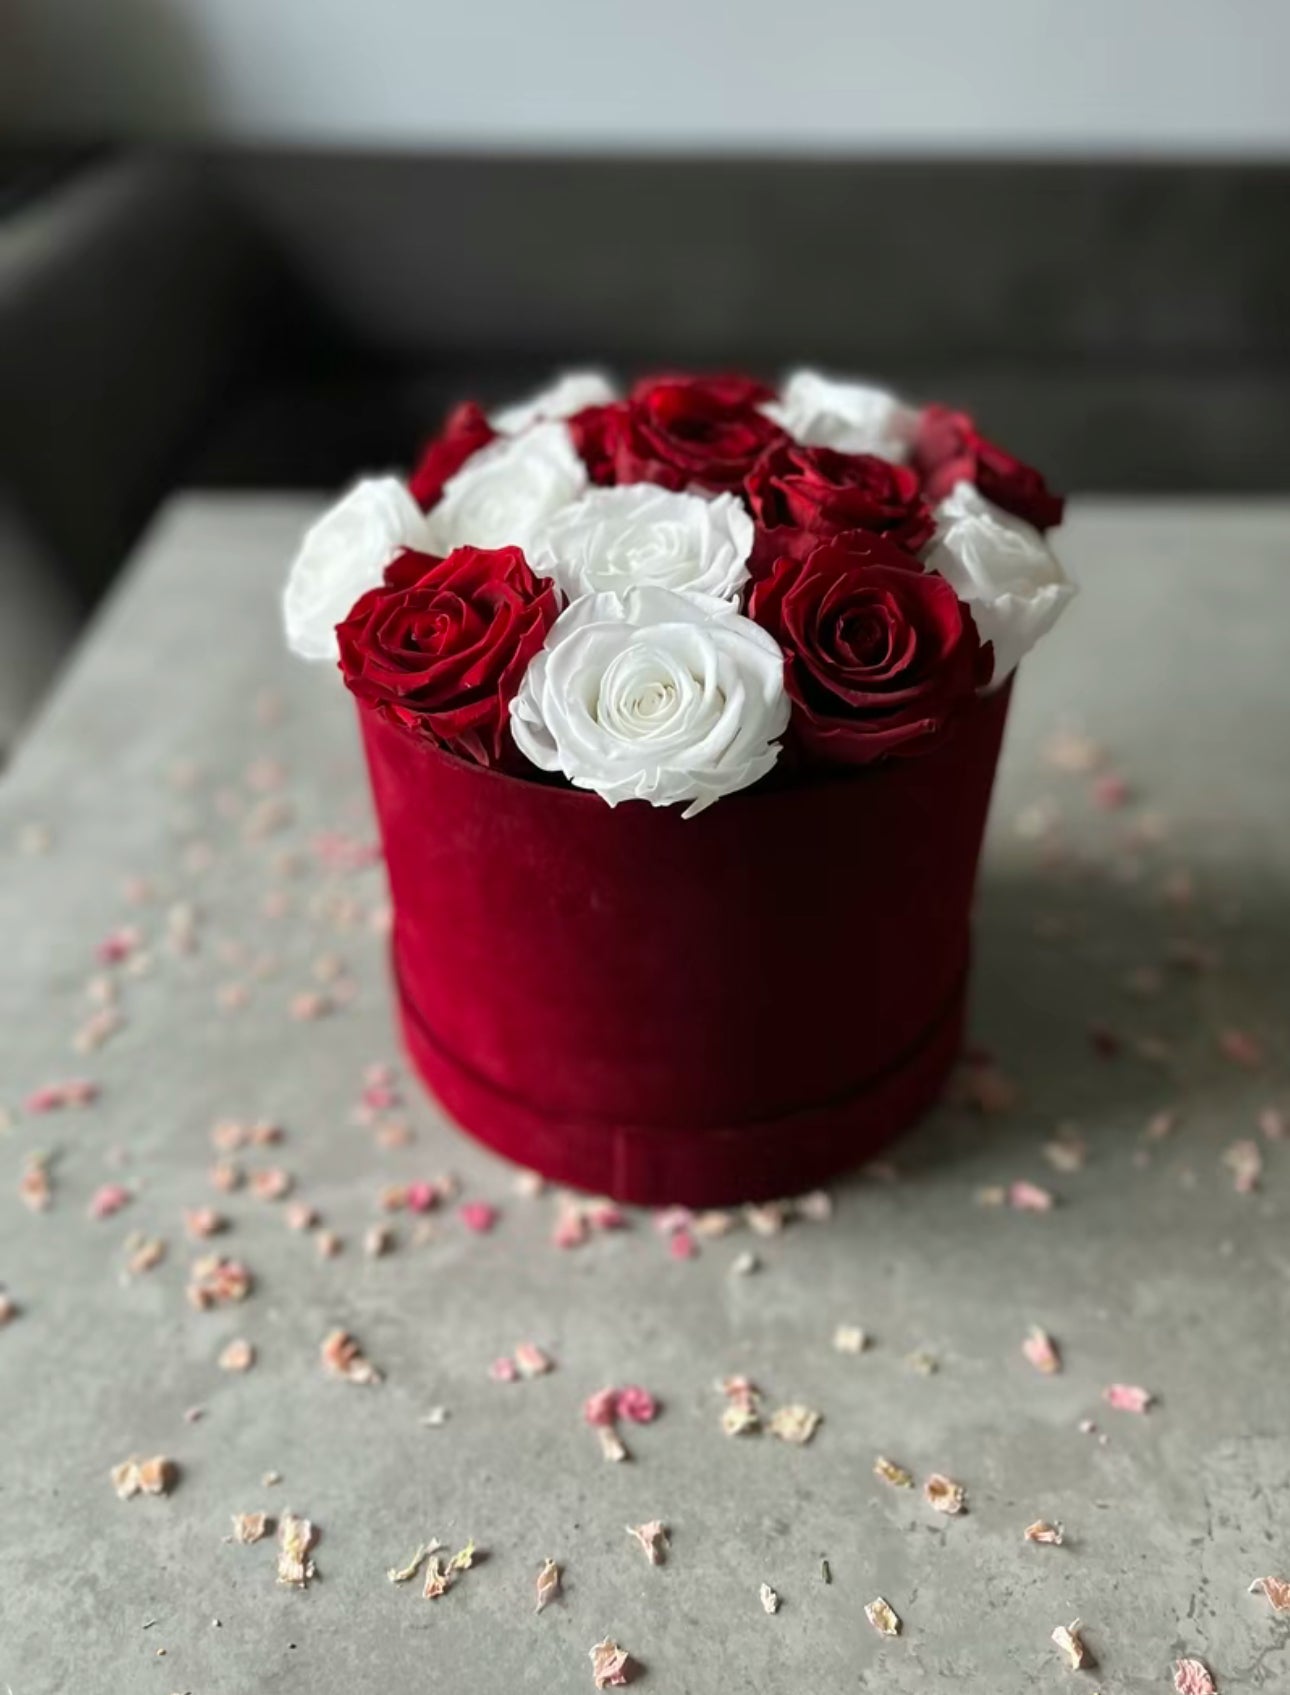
[359,683,1011,1205]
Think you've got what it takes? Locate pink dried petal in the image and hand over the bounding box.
[1223,1139,1263,1194]
[588,1201,627,1231]
[534,1556,561,1612]
[924,1473,966,1515]
[796,1189,833,1222]
[1248,1575,1290,1612]
[1103,1382,1154,1414]
[654,1205,692,1235]
[285,1202,318,1232]
[615,1386,658,1424]
[315,1229,343,1258]
[210,1160,243,1193]
[25,1079,98,1114]
[231,1511,271,1544]
[276,1512,317,1587]
[514,1342,554,1378]
[1024,1520,1064,1545]
[405,1181,438,1214]
[489,1356,519,1383]
[184,1207,226,1239]
[1022,1326,1062,1375]
[321,1329,382,1385]
[1008,1180,1056,1213]
[553,1205,590,1249]
[1258,1107,1287,1140]
[1173,1658,1216,1695]
[363,1223,394,1257]
[459,1201,497,1234]
[95,927,140,966]
[667,1228,698,1260]
[250,1167,292,1202]
[19,1160,52,1212]
[289,990,332,1021]
[1092,772,1132,810]
[89,1183,131,1220]
[583,1388,618,1428]
[589,1637,631,1688]
[187,1255,252,1309]
[626,1520,668,1565]
[124,1235,165,1276]
[1219,1028,1263,1068]
[0,1289,19,1326]
[219,1338,255,1372]
[1051,1620,1094,1669]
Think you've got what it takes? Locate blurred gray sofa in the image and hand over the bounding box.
[2,147,1288,748]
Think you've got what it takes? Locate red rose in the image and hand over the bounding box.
[570,373,784,494]
[337,545,557,768]
[748,532,990,764]
[408,402,496,509]
[913,405,1064,532]
[745,441,934,575]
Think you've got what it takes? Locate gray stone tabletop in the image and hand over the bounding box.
[1,494,1288,1695]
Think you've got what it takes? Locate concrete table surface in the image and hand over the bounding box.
[1,495,1288,1694]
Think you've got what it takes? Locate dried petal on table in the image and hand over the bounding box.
[616,1386,658,1424]
[124,1235,166,1276]
[1173,1658,1217,1694]
[1024,1520,1065,1545]
[589,1637,631,1688]
[583,1388,618,1427]
[1257,1107,1287,1141]
[187,1256,252,1309]
[514,1342,554,1378]
[89,1186,132,1221]
[626,1521,668,1565]
[924,1473,966,1515]
[24,1079,98,1114]
[388,1540,440,1583]
[667,1227,698,1260]
[1044,1131,1088,1173]
[218,1337,255,1372]
[231,1512,271,1544]
[598,1427,629,1463]
[490,1356,519,1384]
[768,1404,821,1445]
[796,1189,833,1222]
[1023,1326,1062,1375]
[363,1223,394,1257]
[1009,1180,1056,1213]
[321,1329,382,1385]
[0,1289,17,1325]
[744,1202,787,1237]
[1218,1029,1263,1069]
[759,1582,780,1614]
[834,1324,868,1354]
[112,1456,176,1499]
[1248,1575,1290,1612]
[1051,1620,1094,1670]
[459,1201,498,1233]
[19,1157,52,1212]
[449,1540,476,1572]
[1223,1139,1263,1194]
[730,1250,759,1276]
[250,1167,292,1201]
[865,1596,901,1637]
[535,1556,562,1612]
[184,1207,226,1239]
[874,1455,914,1489]
[276,1513,317,1587]
[1103,1383,1154,1414]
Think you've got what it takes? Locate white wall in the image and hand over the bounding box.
[5,0,1290,155]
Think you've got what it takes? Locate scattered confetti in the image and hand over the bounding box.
[865,1596,901,1637]
[589,1637,631,1687]
[321,1329,382,1385]
[1173,1657,1216,1694]
[276,1513,317,1587]
[1248,1575,1290,1612]
[1051,1620,1093,1670]
[1103,1383,1154,1414]
[759,1582,780,1614]
[1023,1326,1062,1375]
[535,1556,562,1611]
[924,1473,966,1515]
[112,1456,176,1499]
[626,1521,668,1565]
[1024,1520,1065,1545]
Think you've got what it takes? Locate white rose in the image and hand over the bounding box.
[511,586,789,818]
[490,370,617,434]
[282,477,432,663]
[528,485,753,606]
[763,369,919,462]
[425,420,588,556]
[926,480,1076,686]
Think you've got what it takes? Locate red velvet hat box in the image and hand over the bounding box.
[359,682,1010,1207]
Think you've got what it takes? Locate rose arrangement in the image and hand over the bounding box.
[284,370,1074,816]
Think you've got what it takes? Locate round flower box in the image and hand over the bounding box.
[360,680,1010,1205]
[284,366,1072,1205]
